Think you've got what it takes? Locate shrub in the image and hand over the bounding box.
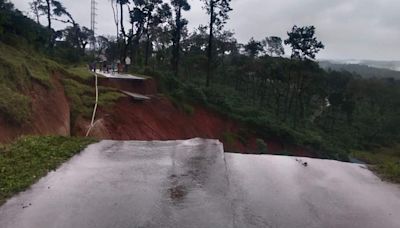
[0,84,30,124]
[256,138,268,154]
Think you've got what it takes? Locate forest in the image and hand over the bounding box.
[1,0,399,160]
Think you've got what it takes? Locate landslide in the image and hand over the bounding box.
[73,89,314,156]
[0,41,314,156]
[0,42,121,143]
[0,43,70,142]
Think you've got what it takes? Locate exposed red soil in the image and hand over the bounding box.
[74,95,316,157]
[0,74,70,143]
[0,71,315,157]
[75,96,238,140]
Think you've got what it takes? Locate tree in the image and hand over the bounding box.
[213,30,237,74]
[110,0,119,38]
[171,0,190,77]
[116,0,130,63]
[42,1,94,55]
[96,35,110,57]
[284,25,324,60]
[103,36,120,61]
[244,37,263,58]
[142,0,171,66]
[32,0,70,48]
[263,36,284,57]
[29,0,42,24]
[202,0,232,87]
[0,0,14,35]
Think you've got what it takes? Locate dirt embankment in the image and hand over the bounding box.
[74,95,314,156]
[0,72,314,157]
[0,75,70,143]
[74,76,314,156]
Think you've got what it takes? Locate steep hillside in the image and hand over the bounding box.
[0,41,313,156]
[0,42,121,143]
[0,43,70,141]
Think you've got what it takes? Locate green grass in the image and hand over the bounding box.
[0,41,125,126]
[0,42,60,125]
[65,66,94,81]
[222,132,239,147]
[62,78,125,122]
[63,66,127,122]
[352,145,400,183]
[0,43,60,87]
[0,136,96,206]
[98,90,126,107]
[0,84,31,124]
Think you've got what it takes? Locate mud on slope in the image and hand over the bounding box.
[74,95,315,156]
[0,75,70,143]
[0,67,314,156]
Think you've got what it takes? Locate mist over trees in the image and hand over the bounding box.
[0,0,399,158]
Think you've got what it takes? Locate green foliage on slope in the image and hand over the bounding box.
[352,145,400,183]
[62,67,125,123]
[0,136,96,206]
[0,42,61,124]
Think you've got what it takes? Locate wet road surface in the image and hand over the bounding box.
[226,153,400,228]
[1,138,400,228]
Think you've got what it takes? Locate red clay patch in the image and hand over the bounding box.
[0,74,70,143]
[76,95,317,157]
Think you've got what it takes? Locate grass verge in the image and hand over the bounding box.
[352,145,400,183]
[0,136,96,206]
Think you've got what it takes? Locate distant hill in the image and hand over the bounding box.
[360,60,400,72]
[319,61,400,80]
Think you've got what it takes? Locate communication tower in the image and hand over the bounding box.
[90,0,97,50]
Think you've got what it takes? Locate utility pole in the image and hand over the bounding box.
[90,0,97,50]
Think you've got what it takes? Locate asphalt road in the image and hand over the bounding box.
[1,138,400,228]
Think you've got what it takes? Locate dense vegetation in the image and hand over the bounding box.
[0,136,96,205]
[0,1,124,126]
[0,0,399,162]
[352,145,400,183]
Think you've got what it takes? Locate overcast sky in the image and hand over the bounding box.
[10,0,400,61]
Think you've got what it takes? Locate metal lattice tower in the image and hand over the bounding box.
[90,0,97,50]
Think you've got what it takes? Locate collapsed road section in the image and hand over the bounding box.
[1,139,400,228]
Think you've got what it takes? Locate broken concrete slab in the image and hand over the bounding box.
[0,139,233,228]
[1,139,400,228]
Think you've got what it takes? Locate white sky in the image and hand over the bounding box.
[10,0,400,61]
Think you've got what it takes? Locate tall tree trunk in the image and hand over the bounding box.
[120,2,127,63]
[206,1,214,87]
[45,0,51,30]
[172,6,182,77]
[145,33,151,66]
[111,0,119,38]
[45,0,52,48]
[144,15,151,67]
